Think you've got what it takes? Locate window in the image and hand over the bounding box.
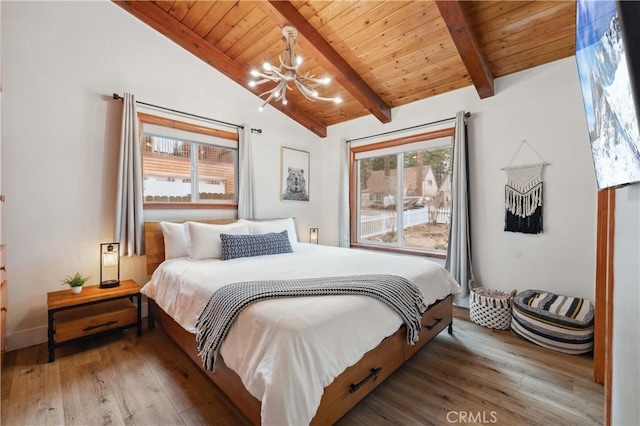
[139,113,239,208]
[350,128,454,257]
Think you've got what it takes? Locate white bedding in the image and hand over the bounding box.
[141,244,460,425]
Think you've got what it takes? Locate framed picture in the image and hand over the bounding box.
[281,147,310,201]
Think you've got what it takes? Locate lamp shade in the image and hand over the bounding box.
[309,228,319,244]
[100,242,120,288]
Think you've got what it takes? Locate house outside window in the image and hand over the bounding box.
[139,113,239,208]
[350,128,454,257]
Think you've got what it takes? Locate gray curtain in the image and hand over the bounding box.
[115,93,144,256]
[238,124,254,220]
[338,138,350,247]
[445,111,474,305]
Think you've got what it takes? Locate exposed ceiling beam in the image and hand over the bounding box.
[434,0,494,99]
[113,1,327,137]
[256,0,392,124]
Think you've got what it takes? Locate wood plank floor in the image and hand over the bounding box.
[1,308,603,425]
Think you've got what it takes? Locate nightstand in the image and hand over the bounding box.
[47,279,142,362]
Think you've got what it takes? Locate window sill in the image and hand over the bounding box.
[143,203,237,210]
[350,242,447,260]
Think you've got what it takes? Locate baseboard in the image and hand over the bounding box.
[6,301,149,352]
[6,325,48,352]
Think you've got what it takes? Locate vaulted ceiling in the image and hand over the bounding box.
[115,1,576,137]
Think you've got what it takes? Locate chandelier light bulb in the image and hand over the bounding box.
[334,97,343,104]
[283,99,288,105]
[263,62,271,71]
[259,106,265,112]
[321,77,331,85]
[249,81,256,87]
[296,56,303,66]
[250,69,260,77]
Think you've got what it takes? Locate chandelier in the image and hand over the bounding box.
[249,25,342,110]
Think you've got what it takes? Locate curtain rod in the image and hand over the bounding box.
[345,112,470,143]
[112,93,263,134]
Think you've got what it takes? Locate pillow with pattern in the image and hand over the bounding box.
[220,231,293,260]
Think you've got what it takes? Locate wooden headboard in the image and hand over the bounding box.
[144,219,237,275]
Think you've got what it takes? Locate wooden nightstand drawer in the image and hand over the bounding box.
[55,299,137,343]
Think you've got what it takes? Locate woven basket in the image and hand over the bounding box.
[469,280,517,330]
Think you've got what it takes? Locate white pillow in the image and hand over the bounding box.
[248,218,298,247]
[160,222,189,260]
[187,221,250,260]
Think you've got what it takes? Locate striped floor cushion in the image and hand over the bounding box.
[511,290,594,354]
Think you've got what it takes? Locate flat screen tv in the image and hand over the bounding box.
[575,0,640,189]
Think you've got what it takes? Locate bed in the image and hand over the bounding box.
[142,219,460,425]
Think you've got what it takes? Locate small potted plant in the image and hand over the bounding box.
[61,272,90,294]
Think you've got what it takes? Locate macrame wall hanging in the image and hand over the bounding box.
[502,140,549,234]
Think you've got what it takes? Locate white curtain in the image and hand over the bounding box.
[338,138,351,247]
[115,93,144,256]
[445,111,474,305]
[238,124,254,220]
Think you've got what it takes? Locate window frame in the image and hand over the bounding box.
[349,127,455,259]
[138,113,239,210]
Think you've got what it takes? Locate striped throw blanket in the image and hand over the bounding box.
[196,274,427,371]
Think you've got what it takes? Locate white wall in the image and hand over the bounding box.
[611,185,640,426]
[322,57,598,303]
[1,1,322,350]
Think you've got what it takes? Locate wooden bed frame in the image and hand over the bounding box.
[144,220,453,425]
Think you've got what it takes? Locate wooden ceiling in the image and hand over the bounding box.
[115,1,576,137]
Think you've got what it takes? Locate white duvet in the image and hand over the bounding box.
[141,244,460,425]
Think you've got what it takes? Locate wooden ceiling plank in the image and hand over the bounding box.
[434,0,494,99]
[113,0,327,137]
[257,0,392,124]
[351,26,453,76]
[377,66,472,96]
[490,35,576,77]
[485,25,575,63]
[194,1,237,38]
[210,5,263,50]
[233,26,284,64]
[472,1,561,35]
[355,26,450,69]
[386,75,472,103]
[478,4,575,46]
[224,16,277,59]
[204,2,254,45]
[355,26,446,65]
[325,1,404,41]
[370,56,469,92]
[347,6,443,59]
[294,1,337,28]
[324,2,429,56]
[180,1,215,29]
[316,1,388,39]
[153,0,174,12]
[167,1,196,21]
[371,56,466,89]
[466,1,531,24]
[482,15,576,54]
[306,1,370,34]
